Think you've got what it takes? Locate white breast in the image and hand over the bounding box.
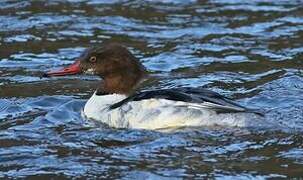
[83,92,265,130]
[83,93,127,127]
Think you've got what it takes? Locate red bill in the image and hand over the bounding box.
[44,60,81,77]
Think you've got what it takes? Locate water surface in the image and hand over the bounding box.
[0,0,303,178]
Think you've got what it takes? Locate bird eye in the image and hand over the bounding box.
[89,56,97,63]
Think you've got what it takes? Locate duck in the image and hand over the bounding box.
[44,42,263,130]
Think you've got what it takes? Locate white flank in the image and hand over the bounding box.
[83,92,263,130]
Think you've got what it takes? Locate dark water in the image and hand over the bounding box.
[1,0,303,178]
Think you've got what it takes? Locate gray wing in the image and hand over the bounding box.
[109,87,263,115]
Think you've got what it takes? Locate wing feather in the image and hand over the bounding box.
[109,88,262,115]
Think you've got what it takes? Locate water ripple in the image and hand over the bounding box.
[0,0,303,178]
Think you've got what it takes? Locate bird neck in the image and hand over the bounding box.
[96,69,146,95]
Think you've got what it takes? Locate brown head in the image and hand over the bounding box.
[45,43,147,94]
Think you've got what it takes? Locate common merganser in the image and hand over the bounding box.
[45,43,263,129]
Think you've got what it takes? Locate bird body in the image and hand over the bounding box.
[45,43,263,129]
